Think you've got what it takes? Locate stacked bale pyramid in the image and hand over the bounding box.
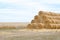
[27,11,60,29]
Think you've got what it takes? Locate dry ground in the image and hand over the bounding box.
[0,29,60,40]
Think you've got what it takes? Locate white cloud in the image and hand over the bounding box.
[0,9,16,13]
[40,0,60,4]
[0,0,16,3]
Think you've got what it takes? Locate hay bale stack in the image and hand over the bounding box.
[27,11,60,29]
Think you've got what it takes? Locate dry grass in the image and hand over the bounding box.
[0,22,28,29]
[0,29,60,40]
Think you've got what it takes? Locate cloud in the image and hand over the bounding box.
[0,9,16,13]
[32,0,60,4]
[0,0,16,3]
[42,0,60,4]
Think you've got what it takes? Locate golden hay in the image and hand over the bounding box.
[34,15,39,19]
[31,20,35,23]
[34,19,41,23]
[27,24,33,29]
[38,23,45,29]
[44,18,60,24]
[49,12,60,16]
[45,24,56,29]
[27,23,38,29]
[40,15,60,24]
[38,11,50,16]
[46,24,60,29]
[32,23,39,29]
[31,19,41,23]
[34,15,44,23]
[38,11,60,16]
[27,23,45,29]
[42,15,60,20]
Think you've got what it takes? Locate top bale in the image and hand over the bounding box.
[38,11,60,16]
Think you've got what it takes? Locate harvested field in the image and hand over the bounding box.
[0,29,60,40]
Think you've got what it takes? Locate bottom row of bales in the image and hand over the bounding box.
[27,23,60,29]
[27,23,45,29]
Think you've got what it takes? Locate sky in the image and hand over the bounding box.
[0,0,60,22]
